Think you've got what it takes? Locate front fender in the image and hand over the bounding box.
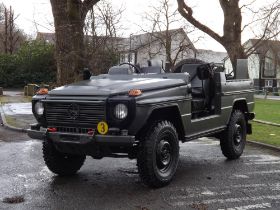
[128,103,183,137]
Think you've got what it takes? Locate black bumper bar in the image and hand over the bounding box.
[27,129,136,146]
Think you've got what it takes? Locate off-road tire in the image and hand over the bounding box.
[137,121,179,188]
[220,110,247,160]
[43,139,86,176]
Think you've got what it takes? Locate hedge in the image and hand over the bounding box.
[0,40,56,88]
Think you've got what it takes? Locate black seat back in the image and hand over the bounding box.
[140,66,162,74]
[108,66,132,75]
[181,64,202,88]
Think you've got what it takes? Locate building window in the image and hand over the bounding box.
[265,80,273,87]
[277,80,280,88]
[263,58,275,77]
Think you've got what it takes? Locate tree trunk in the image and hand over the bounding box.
[4,7,8,54]
[219,0,247,73]
[165,32,173,71]
[225,45,247,73]
[50,0,84,85]
[50,0,99,86]
[177,0,247,77]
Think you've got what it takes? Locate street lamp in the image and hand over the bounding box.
[129,33,133,63]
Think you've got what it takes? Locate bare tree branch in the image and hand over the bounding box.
[138,0,197,69]
[0,4,25,54]
[177,0,223,44]
[81,0,100,20]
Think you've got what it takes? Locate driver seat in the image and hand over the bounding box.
[108,66,133,75]
[139,66,162,74]
[181,64,209,113]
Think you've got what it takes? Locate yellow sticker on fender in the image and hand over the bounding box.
[97,121,108,135]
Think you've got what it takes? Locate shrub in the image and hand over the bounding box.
[0,40,56,88]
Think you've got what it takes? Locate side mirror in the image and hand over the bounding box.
[83,69,92,80]
[197,64,211,80]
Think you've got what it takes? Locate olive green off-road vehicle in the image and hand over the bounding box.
[28,59,255,187]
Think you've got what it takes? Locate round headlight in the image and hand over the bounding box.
[34,101,44,116]
[114,104,128,119]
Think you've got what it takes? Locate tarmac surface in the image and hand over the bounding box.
[1,126,280,210]
[1,90,280,209]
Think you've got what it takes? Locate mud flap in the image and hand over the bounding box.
[247,123,252,134]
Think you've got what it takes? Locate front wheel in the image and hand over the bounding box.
[43,139,86,176]
[220,110,247,160]
[137,121,179,188]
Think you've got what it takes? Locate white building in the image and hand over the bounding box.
[37,30,231,73]
[118,28,197,68]
[224,39,280,90]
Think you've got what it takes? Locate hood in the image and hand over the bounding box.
[49,73,189,96]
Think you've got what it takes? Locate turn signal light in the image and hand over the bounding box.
[47,127,57,132]
[128,89,142,96]
[37,88,49,95]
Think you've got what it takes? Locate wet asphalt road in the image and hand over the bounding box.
[1,127,280,210]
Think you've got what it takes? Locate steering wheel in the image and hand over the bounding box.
[119,62,141,74]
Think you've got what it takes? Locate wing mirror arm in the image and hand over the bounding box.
[187,84,192,94]
[83,68,92,80]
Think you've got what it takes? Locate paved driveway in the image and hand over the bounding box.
[0,131,280,209]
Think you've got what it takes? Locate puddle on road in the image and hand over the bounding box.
[118,168,138,177]
[2,103,32,115]
[2,195,25,204]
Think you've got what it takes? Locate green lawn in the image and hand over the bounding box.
[248,122,280,146]
[254,98,280,124]
[249,98,280,146]
[0,95,32,104]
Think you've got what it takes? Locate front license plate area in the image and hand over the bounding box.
[60,135,80,141]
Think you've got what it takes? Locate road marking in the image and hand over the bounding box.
[243,155,280,162]
[169,190,231,200]
[197,195,280,205]
[245,161,280,165]
[218,203,271,210]
[235,170,280,176]
[232,174,249,179]
[172,194,280,206]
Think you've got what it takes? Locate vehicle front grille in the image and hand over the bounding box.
[45,101,105,128]
[56,127,91,134]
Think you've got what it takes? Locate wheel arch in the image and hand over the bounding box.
[232,99,249,113]
[227,99,249,125]
[136,105,185,141]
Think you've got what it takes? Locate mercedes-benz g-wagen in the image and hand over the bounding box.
[28,59,255,188]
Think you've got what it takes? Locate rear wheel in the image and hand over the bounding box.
[220,110,247,160]
[137,121,179,188]
[43,139,86,176]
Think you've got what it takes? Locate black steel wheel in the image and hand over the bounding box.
[43,139,86,176]
[220,110,247,160]
[137,121,179,188]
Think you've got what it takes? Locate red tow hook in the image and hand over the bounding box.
[87,129,95,136]
[47,127,57,133]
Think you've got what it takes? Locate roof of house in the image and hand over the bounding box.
[124,28,196,52]
[36,28,196,53]
[246,39,280,57]
[223,39,280,61]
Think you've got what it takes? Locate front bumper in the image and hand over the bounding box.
[27,128,136,147]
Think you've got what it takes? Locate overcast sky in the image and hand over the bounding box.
[1,0,274,52]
